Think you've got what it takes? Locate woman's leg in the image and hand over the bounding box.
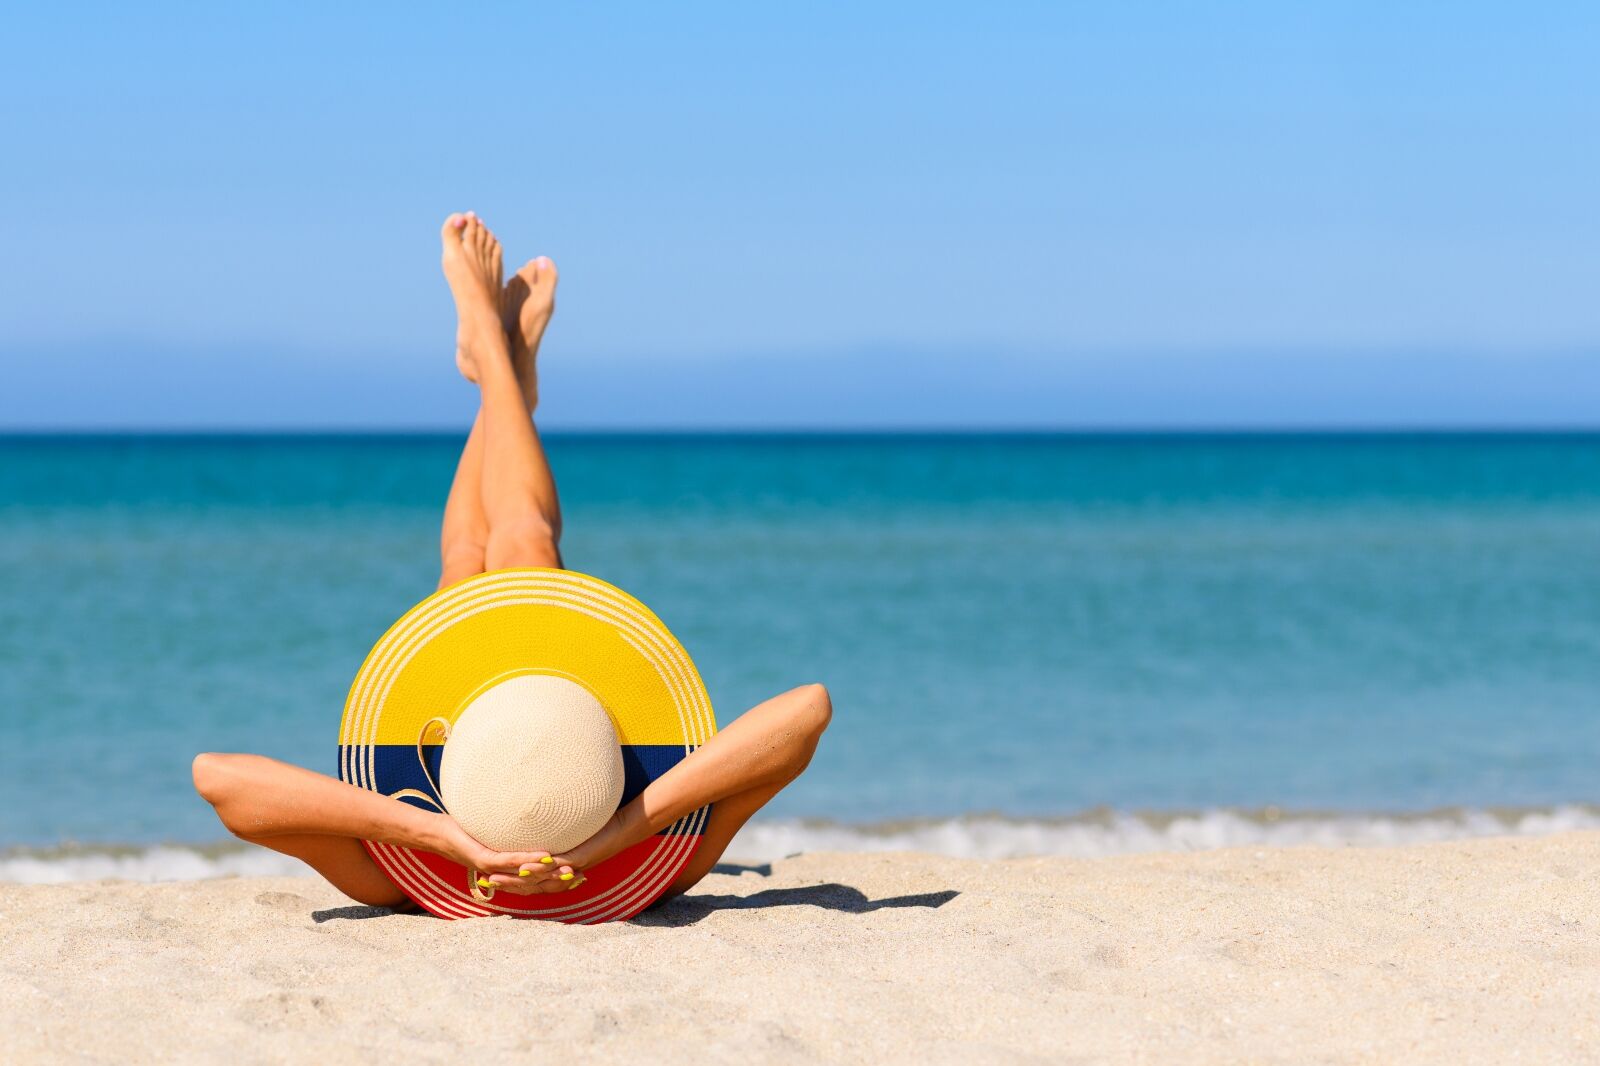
[655,684,834,897]
[194,752,414,907]
[498,257,563,555]
[438,413,489,590]
[437,245,562,589]
[479,683,834,899]
[445,214,565,571]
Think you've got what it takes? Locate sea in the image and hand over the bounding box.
[3,432,1600,882]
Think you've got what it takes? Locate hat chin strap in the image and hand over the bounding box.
[388,716,497,904]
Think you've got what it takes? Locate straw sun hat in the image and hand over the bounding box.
[337,568,716,922]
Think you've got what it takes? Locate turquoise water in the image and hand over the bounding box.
[4,433,1600,865]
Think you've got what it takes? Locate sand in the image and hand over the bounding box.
[4,833,1598,1064]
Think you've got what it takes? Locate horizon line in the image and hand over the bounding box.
[8,425,1600,438]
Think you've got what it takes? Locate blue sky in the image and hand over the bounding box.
[4,3,1599,428]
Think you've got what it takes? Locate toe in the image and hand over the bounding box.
[440,213,467,243]
[517,257,557,289]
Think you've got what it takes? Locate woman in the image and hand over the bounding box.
[192,213,831,909]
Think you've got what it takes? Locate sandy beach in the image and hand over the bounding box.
[2,833,1595,1064]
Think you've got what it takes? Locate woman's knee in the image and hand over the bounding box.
[791,683,832,740]
[192,752,235,805]
[439,536,486,587]
[775,683,831,775]
[192,753,261,834]
[438,556,485,591]
[485,517,561,570]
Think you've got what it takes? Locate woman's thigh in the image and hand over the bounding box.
[659,779,786,899]
[245,832,413,909]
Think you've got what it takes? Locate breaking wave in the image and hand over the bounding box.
[5,805,1598,883]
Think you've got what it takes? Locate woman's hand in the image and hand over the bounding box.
[476,851,584,895]
[426,814,584,893]
[422,811,496,870]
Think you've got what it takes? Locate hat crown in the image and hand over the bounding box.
[438,674,625,854]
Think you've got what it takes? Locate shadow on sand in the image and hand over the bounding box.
[711,862,773,878]
[310,883,960,926]
[312,904,407,923]
[631,884,961,927]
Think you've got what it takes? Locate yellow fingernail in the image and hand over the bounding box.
[476,878,492,888]
[518,869,532,877]
[540,856,554,864]
[559,872,574,881]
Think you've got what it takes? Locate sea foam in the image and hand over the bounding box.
[5,805,1598,884]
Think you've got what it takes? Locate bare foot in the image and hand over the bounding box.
[440,211,505,382]
[502,256,559,410]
